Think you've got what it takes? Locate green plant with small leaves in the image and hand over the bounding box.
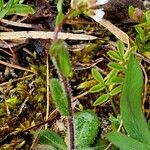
[89,41,127,110]
[37,1,150,150]
[129,6,150,52]
[107,54,150,150]
[0,0,35,19]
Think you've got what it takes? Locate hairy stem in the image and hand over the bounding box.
[50,17,75,150]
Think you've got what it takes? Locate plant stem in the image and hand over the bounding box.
[50,17,75,150]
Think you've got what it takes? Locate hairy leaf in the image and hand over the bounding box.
[74,110,99,148]
[50,79,69,116]
[58,45,72,77]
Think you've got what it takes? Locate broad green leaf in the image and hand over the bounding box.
[121,54,150,144]
[0,0,4,9]
[38,129,67,150]
[145,10,150,23]
[108,62,125,71]
[107,132,150,150]
[50,79,69,116]
[58,45,72,77]
[110,85,122,96]
[93,94,109,106]
[91,68,104,83]
[74,110,99,148]
[117,41,125,58]
[7,4,35,15]
[90,84,105,93]
[107,50,122,61]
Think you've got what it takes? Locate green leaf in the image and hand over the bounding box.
[50,39,64,56]
[128,6,135,19]
[58,44,72,77]
[0,0,14,19]
[91,68,104,83]
[0,0,4,9]
[107,50,122,61]
[117,41,125,58]
[55,0,64,26]
[135,25,145,40]
[120,54,150,144]
[93,94,109,106]
[108,62,125,71]
[105,70,118,85]
[38,129,67,150]
[145,10,150,23]
[89,84,105,93]
[55,11,64,27]
[74,110,99,148]
[50,79,69,116]
[110,85,122,96]
[107,132,150,150]
[111,77,124,84]
[7,4,35,15]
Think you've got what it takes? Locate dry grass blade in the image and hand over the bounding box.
[1,19,37,28]
[0,31,98,40]
[99,19,130,46]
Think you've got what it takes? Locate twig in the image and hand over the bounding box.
[0,60,34,73]
[0,74,35,87]
[74,58,104,71]
[18,88,35,116]
[0,39,16,62]
[72,90,90,102]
